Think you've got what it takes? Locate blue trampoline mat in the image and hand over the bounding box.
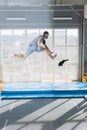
[1,82,87,99]
[3,82,87,91]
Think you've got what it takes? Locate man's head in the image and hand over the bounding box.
[43,31,49,39]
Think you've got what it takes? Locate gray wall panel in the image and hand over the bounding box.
[82,20,87,75]
[0,6,83,28]
[56,0,85,5]
[0,0,86,6]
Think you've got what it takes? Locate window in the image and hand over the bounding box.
[54,29,66,46]
[54,29,79,81]
[1,28,79,82]
[67,29,79,46]
[1,30,13,82]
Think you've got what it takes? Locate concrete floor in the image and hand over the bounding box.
[0,98,87,130]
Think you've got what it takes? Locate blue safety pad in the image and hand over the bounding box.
[1,82,87,99]
[0,91,2,100]
[3,82,52,91]
[52,82,87,90]
[3,82,87,91]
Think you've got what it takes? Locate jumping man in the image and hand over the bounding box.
[14,31,57,59]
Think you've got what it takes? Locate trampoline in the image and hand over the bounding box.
[1,82,87,100]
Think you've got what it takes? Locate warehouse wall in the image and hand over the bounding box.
[0,32,2,82]
[83,19,87,75]
[0,5,84,81]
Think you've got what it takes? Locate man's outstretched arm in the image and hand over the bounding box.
[37,38,42,50]
[44,44,53,54]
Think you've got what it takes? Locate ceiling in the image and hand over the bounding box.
[0,0,86,7]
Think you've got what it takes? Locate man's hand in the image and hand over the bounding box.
[50,51,54,54]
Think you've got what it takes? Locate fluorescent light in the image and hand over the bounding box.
[6,17,27,21]
[53,17,72,20]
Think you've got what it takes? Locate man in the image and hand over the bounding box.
[14,31,57,59]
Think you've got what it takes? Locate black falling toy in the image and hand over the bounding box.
[58,59,69,66]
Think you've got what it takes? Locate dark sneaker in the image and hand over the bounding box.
[58,59,69,66]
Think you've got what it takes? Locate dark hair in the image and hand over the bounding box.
[43,31,49,35]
